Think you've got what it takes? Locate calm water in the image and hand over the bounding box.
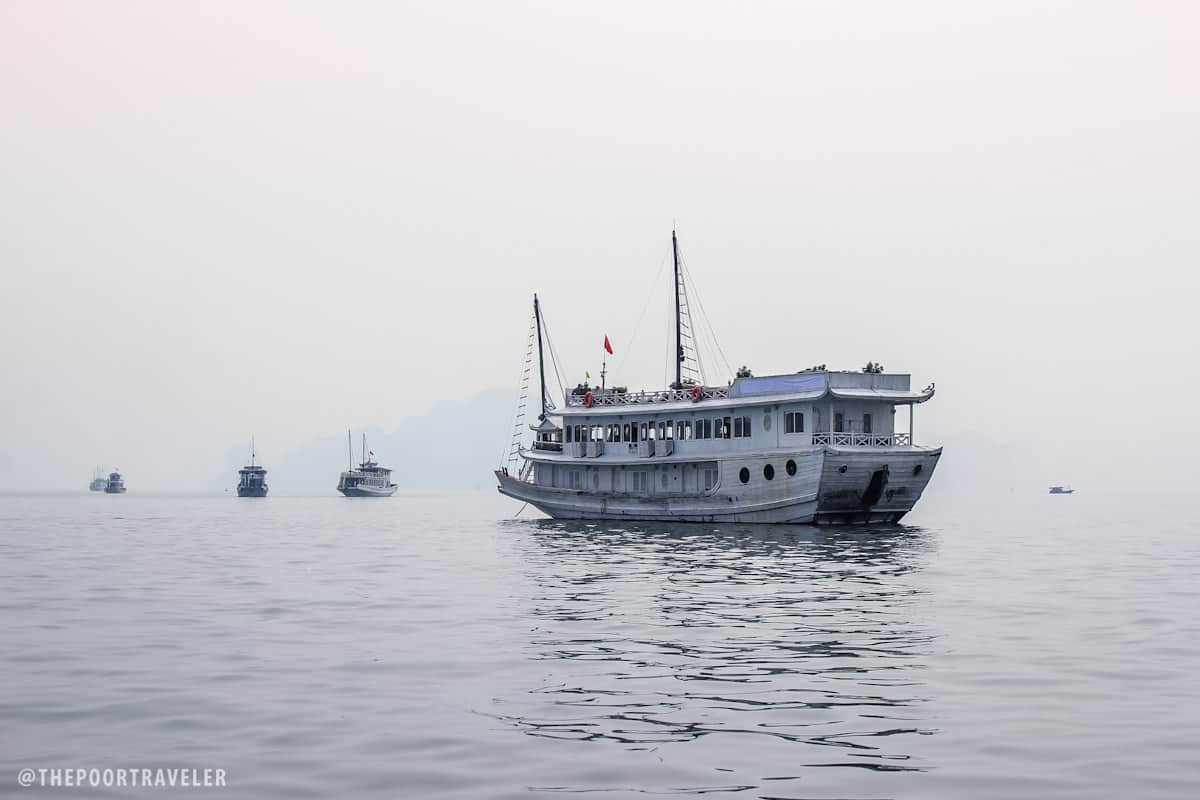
[1,490,1197,798]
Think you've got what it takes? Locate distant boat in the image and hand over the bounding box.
[89,466,106,492]
[337,431,397,497]
[237,437,268,498]
[1049,485,1074,494]
[104,470,126,494]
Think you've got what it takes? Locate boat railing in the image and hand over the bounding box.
[813,432,912,447]
[532,441,562,452]
[564,385,730,407]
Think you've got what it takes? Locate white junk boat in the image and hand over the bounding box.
[495,231,942,525]
[337,431,397,497]
[89,466,107,492]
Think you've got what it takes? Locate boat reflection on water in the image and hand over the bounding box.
[490,520,939,794]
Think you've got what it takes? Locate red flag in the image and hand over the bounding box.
[603,335,613,355]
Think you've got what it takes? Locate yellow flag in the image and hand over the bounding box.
[585,371,590,380]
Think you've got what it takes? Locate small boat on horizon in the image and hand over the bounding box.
[337,431,397,497]
[237,437,268,498]
[89,466,107,492]
[104,470,126,494]
[1049,485,1074,494]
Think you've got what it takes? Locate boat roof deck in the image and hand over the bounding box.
[556,371,932,417]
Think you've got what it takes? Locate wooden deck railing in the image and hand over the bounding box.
[812,432,912,447]
[564,386,730,407]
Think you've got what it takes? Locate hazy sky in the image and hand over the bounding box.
[2,1,1197,491]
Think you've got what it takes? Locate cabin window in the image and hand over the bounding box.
[665,422,674,440]
[640,422,648,441]
[658,422,666,441]
[733,416,751,438]
[834,413,844,433]
[785,412,804,433]
[721,417,731,439]
[565,427,572,443]
[679,421,691,440]
[863,413,873,434]
[623,423,630,442]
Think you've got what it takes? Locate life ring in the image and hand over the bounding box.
[690,384,703,403]
[584,390,594,408]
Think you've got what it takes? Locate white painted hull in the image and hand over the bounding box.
[813,447,941,524]
[497,446,940,525]
[338,485,397,497]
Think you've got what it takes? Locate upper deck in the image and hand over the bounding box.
[559,371,933,417]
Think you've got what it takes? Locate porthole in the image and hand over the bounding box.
[763,464,775,481]
[838,465,847,474]
[785,459,797,476]
[739,467,750,484]
[913,464,923,476]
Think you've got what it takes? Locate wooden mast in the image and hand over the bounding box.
[672,229,683,388]
[533,294,547,420]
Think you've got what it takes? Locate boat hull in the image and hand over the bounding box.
[337,485,397,498]
[237,486,268,497]
[812,447,942,524]
[104,487,126,494]
[497,446,940,525]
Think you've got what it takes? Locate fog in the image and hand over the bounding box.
[2,1,1196,492]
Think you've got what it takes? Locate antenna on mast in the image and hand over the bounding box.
[347,429,352,471]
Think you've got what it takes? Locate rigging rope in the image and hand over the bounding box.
[499,312,537,467]
[681,257,734,382]
[612,248,670,379]
[539,307,567,406]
